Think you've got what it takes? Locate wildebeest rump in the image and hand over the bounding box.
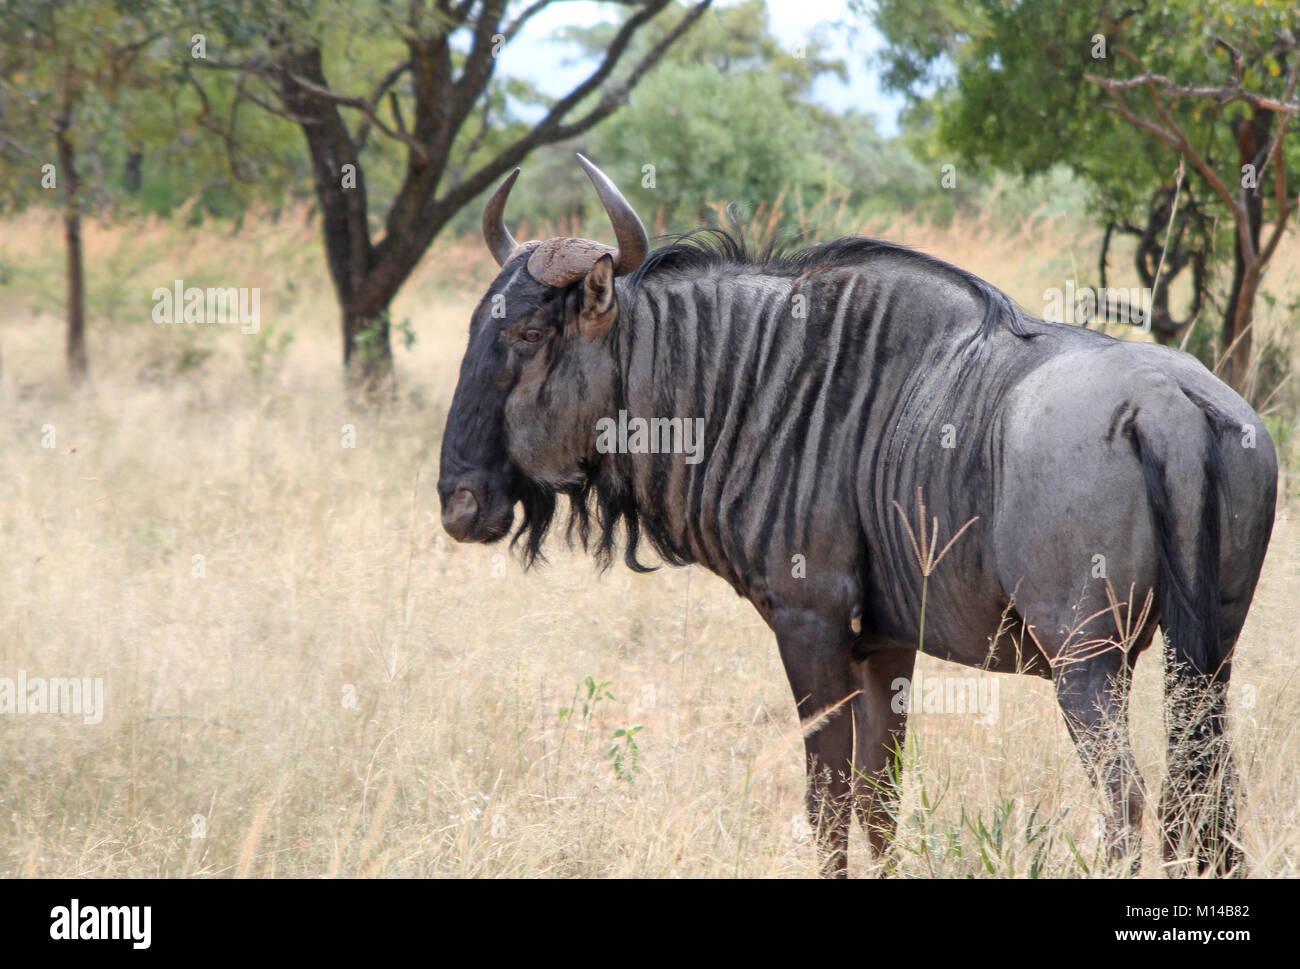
[438,156,1277,877]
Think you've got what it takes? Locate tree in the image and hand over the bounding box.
[589,63,832,226]
[1088,27,1298,390]
[0,1,162,386]
[188,0,712,400]
[867,0,1300,400]
[577,0,858,229]
[559,0,845,97]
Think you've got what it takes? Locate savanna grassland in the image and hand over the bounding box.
[0,202,1296,877]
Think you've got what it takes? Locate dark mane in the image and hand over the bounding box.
[628,228,1030,340]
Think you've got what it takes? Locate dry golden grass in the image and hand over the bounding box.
[0,204,1295,877]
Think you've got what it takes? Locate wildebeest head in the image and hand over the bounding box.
[437,155,648,552]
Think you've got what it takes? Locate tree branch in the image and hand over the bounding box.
[1094,73,1299,114]
[449,0,509,137]
[504,0,554,43]
[1087,47,1251,252]
[550,0,713,139]
[355,61,411,152]
[287,70,428,160]
[440,0,710,217]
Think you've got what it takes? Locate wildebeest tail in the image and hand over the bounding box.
[1128,400,1226,680]
[1131,391,1244,874]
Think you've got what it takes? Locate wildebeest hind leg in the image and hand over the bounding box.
[774,610,856,878]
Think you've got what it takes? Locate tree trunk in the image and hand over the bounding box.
[275,47,397,402]
[342,308,395,401]
[54,114,88,387]
[1222,202,1263,391]
[1222,252,1251,391]
[1222,110,1271,392]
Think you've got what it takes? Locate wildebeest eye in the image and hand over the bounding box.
[521,328,544,344]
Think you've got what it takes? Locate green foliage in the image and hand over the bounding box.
[0,1,307,222]
[554,675,617,785]
[869,0,1300,370]
[574,1,940,231]
[590,63,833,225]
[352,309,415,368]
[874,0,1300,207]
[606,725,643,781]
[0,2,143,211]
[558,676,616,730]
[559,0,846,100]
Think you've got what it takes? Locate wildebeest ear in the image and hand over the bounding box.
[580,253,617,337]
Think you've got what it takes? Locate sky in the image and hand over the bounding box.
[497,0,907,136]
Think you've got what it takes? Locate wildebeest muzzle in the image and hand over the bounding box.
[437,471,514,544]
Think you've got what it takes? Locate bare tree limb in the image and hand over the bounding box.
[286,70,428,160]
[505,0,554,43]
[1095,74,1299,114]
[355,60,411,151]
[1087,49,1250,252]
[450,0,509,136]
[551,0,714,139]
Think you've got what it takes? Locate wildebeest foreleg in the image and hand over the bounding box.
[774,610,856,878]
[851,648,916,859]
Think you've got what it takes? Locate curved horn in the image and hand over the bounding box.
[576,154,648,276]
[482,168,521,266]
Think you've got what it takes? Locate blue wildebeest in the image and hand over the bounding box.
[438,156,1277,877]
